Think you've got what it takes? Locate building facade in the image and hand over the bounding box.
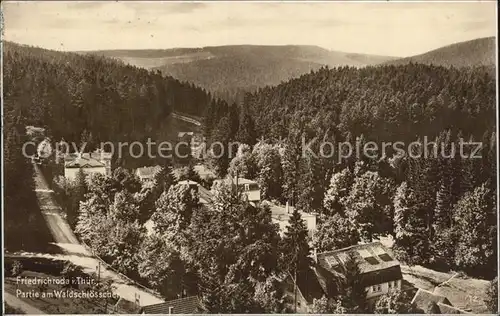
[63,150,112,181]
[314,242,403,302]
[136,165,162,183]
[270,203,317,238]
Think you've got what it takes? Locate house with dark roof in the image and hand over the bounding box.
[411,288,470,314]
[139,296,206,314]
[279,269,326,313]
[314,242,403,302]
[276,242,405,312]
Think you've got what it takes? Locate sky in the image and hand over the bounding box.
[2,1,497,57]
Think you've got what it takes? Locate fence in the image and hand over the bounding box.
[79,239,164,304]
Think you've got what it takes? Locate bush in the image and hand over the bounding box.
[200,175,216,190]
[11,260,23,277]
[61,262,83,289]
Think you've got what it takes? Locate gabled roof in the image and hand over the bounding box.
[63,151,112,162]
[178,132,194,138]
[437,302,469,314]
[65,157,105,168]
[317,242,400,274]
[235,178,258,185]
[214,177,258,186]
[316,242,402,287]
[296,268,327,304]
[279,268,326,306]
[411,288,451,307]
[411,288,470,314]
[140,296,205,314]
[178,180,199,186]
[136,166,162,178]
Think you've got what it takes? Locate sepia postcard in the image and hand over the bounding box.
[1,1,498,315]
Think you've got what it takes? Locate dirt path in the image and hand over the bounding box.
[4,292,46,315]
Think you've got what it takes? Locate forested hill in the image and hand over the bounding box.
[385,37,495,68]
[236,64,496,143]
[203,62,496,278]
[3,41,212,147]
[84,45,398,97]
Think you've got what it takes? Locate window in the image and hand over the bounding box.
[388,280,399,290]
[372,285,382,292]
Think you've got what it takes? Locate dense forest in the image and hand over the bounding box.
[92,45,396,98]
[385,37,495,68]
[2,40,498,313]
[243,64,495,142]
[3,42,214,250]
[4,42,211,147]
[204,63,497,278]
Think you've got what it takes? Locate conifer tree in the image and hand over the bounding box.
[229,103,240,137]
[323,167,354,216]
[393,182,430,265]
[279,209,312,276]
[281,130,302,205]
[337,251,368,313]
[433,179,454,229]
[152,183,199,244]
[453,183,497,276]
[253,142,283,201]
[137,234,186,299]
[236,108,258,146]
[208,116,232,177]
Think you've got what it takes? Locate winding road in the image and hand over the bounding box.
[172,112,202,127]
[5,165,165,313]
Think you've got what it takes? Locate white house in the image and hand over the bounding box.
[135,165,162,182]
[235,178,260,203]
[64,154,107,181]
[269,202,317,238]
[213,177,261,204]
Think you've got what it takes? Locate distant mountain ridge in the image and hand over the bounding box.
[78,37,496,95]
[81,45,398,92]
[385,37,495,68]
